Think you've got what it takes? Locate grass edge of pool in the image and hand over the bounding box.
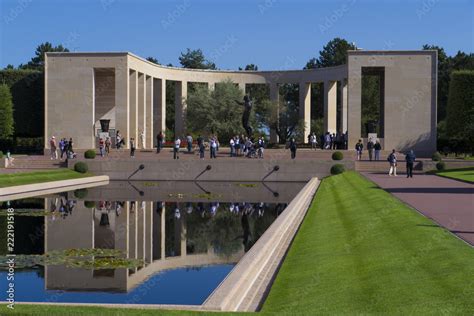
[0,169,93,188]
[434,166,474,183]
[5,171,474,315]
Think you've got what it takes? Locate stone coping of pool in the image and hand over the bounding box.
[0,176,110,202]
[1,177,319,312]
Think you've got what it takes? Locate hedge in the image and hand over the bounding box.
[446,70,474,153]
[436,161,446,171]
[332,151,344,160]
[74,161,88,173]
[0,70,44,137]
[84,150,96,159]
[330,164,345,175]
[431,151,442,161]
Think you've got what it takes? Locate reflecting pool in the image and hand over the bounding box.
[0,181,304,305]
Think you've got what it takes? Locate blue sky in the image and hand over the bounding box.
[0,0,472,70]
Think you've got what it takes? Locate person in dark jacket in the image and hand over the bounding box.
[367,139,374,161]
[355,139,364,161]
[405,150,416,178]
[289,138,297,159]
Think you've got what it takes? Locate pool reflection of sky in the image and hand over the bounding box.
[0,265,233,305]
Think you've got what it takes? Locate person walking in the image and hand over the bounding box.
[387,149,397,176]
[186,134,193,153]
[130,137,136,158]
[6,150,14,167]
[105,137,111,156]
[234,136,240,157]
[355,139,364,161]
[405,150,416,178]
[197,135,205,159]
[174,137,181,159]
[59,138,65,159]
[50,136,58,160]
[367,139,374,161]
[99,138,105,157]
[156,131,164,153]
[289,138,297,159]
[210,137,217,159]
[257,136,265,158]
[374,140,382,161]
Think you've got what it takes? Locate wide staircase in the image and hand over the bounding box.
[4,155,66,170]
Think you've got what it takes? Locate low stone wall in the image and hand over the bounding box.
[422,160,474,171]
[68,159,353,182]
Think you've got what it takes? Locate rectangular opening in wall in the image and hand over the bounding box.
[94,68,115,137]
[361,67,385,138]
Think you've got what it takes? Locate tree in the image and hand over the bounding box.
[146,57,159,64]
[446,70,474,153]
[185,80,244,141]
[3,65,14,70]
[0,84,14,139]
[305,38,356,69]
[21,42,69,70]
[239,64,258,71]
[179,48,216,69]
[423,45,450,121]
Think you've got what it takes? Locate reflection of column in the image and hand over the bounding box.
[299,82,311,142]
[269,83,279,143]
[174,81,187,137]
[129,70,138,146]
[161,205,166,259]
[146,201,153,264]
[153,78,166,147]
[340,79,348,133]
[116,66,129,148]
[137,201,145,260]
[181,213,187,257]
[174,211,181,256]
[116,201,129,258]
[146,76,153,148]
[129,201,138,259]
[324,80,337,134]
[138,73,146,148]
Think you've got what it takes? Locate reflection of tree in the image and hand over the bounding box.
[209,210,242,257]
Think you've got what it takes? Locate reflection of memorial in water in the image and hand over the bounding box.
[43,194,288,293]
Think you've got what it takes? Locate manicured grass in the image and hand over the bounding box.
[436,167,474,183]
[263,171,474,315]
[5,171,473,315]
[0,169,91,188]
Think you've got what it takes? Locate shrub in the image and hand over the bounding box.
[431,151,442,161]
[332,151,344,160]
[74,161,88,173]
[74,188,88,199]
[84,149,96,159]
[0,151,3,159]
[436,161,446,171]
[84,201,96,208]
[330,164,345,175]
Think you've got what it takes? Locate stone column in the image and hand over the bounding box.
[208,82,215,91]
[324,80,337,134]
[146,76,153,149]
[340,79,348,133]
[153,78,166,147]
[299,82,311,142]
[238,82,246,93]
[115,65,129,148]
[174,81,187,138]
[347,67,362,149]
[269,83,279,143]
[129,70,138,147]
[138,73,146,149]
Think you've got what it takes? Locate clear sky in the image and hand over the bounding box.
[0,0,473,70]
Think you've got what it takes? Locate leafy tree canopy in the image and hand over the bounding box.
[305,38,356,69]
[0,84,14,139]
[179,48,216,70]
[20,42,69,70]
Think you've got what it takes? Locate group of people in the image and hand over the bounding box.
[308,131,348,150]
[49,136,76,160]
[355,138,382,161]
[229,135,266,159]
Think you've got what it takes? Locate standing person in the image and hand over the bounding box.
[197,135,205,159]
[289,138,297,159]
[257,136,265,158]
[210,137,217,159]
[367,139,374,161]
[343,131,348,149]
[310,133,317,150]
[50,136,58,160]
[6,150,14,167]
[332,133,337,150]
[374,140,382,161]
[156,131,164,153]
[67,138,75,159]
[355,139,364,161]
[229,137,235,157]
[235,136,241,157]
[99,138,105,157]
[324,133,331,150]
[405,150,416,178]
[130,137,136,158]
[387,149,397,176]
[139,130,145,149]
[173,137,181,159]
[58,138,65,159]
[105,137,111,156]
[116,131,122,149]
[186,134,193,153]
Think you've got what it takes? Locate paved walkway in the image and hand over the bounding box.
[364,173,474,246]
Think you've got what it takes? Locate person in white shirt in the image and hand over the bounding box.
[174,137,181,159]
[229,137,235,157]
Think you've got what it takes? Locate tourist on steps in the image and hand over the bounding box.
[387,149,397,176]
[374,140,382,161]
[355,139,364,161]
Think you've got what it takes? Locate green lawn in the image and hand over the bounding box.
[436,167,474,183]
[0,169,91,188]
[262,171,474,314]
[4,172,474,315]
